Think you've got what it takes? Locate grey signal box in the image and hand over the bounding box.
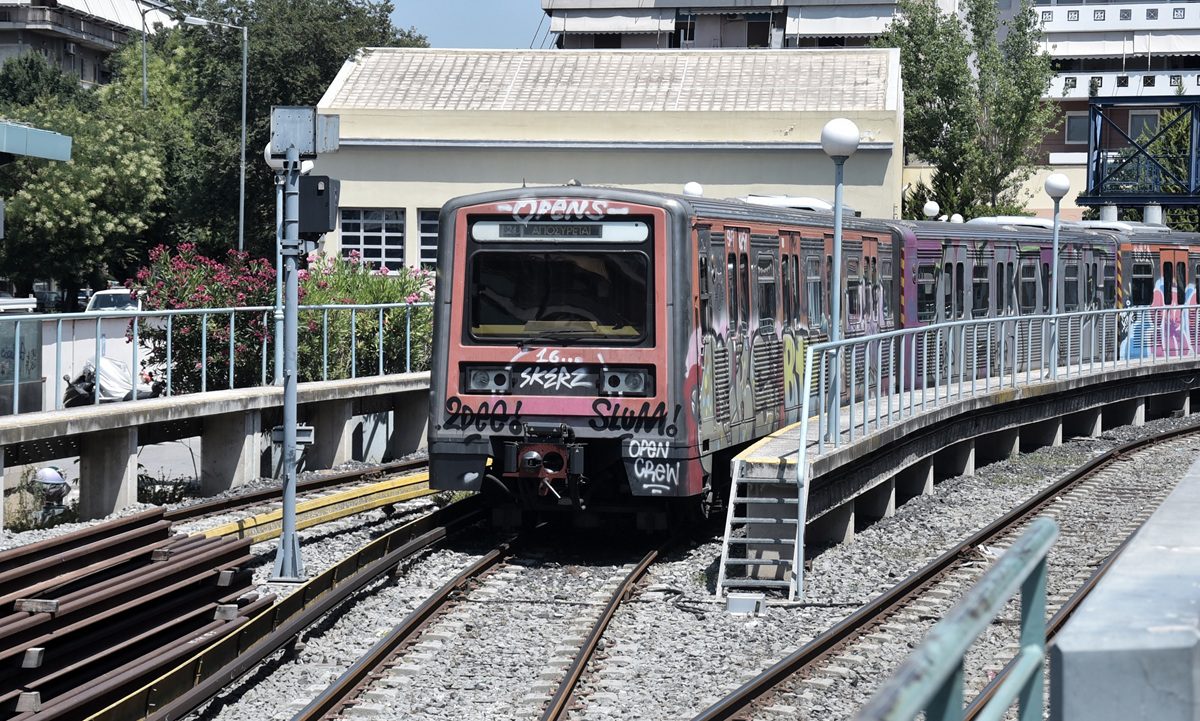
[299,176,340,235]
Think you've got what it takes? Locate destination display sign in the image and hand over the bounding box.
[472,220,649,242]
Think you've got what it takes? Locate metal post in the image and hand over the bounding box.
[1050,197,1061,379]
[274,173,284,385]
[237,25,247,252]
[140,8,148,108]
[272,144,305,582]
[829,156,846,436]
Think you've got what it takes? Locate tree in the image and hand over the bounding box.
[0,100,165,305]
[0,54,88,109]
[878,0,1058,217]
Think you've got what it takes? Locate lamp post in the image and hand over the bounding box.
[922,200,940,220]
[1045,173,1071,379]
[263,145,313,385]
[132,0,176,108]
[183,15,248,253]
[820,117,860,441]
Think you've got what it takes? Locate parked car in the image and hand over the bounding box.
[85,288,141,313]
[33,290,62,312]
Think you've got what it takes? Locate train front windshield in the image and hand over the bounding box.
[469,251,649,343]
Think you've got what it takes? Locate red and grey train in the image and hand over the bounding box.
[427,185,1199,518]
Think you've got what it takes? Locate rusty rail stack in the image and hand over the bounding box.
[0,508,264,719]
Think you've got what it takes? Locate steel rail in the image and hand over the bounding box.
[692,419,1200,721]
[85,495,486,721]
[540,544,664,721]
[293,540,514,720]
[162,458,428,523]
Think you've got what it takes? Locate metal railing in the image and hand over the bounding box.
[791,305,1198,594]
[0,302,433,414]
[854,517,1058,721]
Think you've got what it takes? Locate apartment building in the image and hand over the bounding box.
[544,0,1197,219]
[0,0,169,85]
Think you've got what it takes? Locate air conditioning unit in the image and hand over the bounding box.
[64,42,76,55]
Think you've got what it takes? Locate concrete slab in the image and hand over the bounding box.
[78,427,137,520]
[1051,454,1200,721]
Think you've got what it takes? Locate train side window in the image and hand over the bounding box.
[826,254,833,323]
[727,253,738,326]
[917,264,937,323]
[699,254,712,335]
[739,253,751,327]
[846,259,862,321]
[1020,261,1037,314]
[781,255,792,324]
[943,263,953,320]
[1163,261,1174,305]
[1064,263,1079,312]
[1042,262,1050,312]
[973,264,989,317]
[792,254,801,323]
[807,257,823,329]
[1177,261,1186,305]
[1085,263,1095,307]
[994,263,1004,315]
[1104,264,1116,307]
[1007,263,1015,314]
[1195,264,1200,304]
[880,259,893,319]
[955,262,965,318]
[757,252,777,327]
[1131,263,1154,305]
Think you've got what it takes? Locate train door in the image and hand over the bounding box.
[967,247,992,381]
[698,227,726,437]
[1017,251,1043,372]
[1162,247,1188,355]
[939,242,969,381]
[1079,246,1104,362]
[751,237,783,427]
[993,244,1019,375]
[726,228,753,434]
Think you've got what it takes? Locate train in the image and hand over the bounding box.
[426,185,1199,523]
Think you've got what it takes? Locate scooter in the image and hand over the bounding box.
[63,357,165,407]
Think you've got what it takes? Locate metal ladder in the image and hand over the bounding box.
[715,458,802,601]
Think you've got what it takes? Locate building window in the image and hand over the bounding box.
[594,34,620,49]
[1064,76,1077,90]
[1174,7,1185,20]
[1171,75,1182,87]
[1065,112,1088,144]
[1067,9,1079,21]
[1093,9,1104,21]
[418,209,439,269]
[1117,75,1129,87]
[1120,9,1131,20]
[1041,10,1052,22]
[1130,111,1158,141]
[1146,8,1158,20]
[340,208,405,269]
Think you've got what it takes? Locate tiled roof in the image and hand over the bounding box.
[320,48,897,113]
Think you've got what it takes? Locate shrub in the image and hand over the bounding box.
[133,245,434,392]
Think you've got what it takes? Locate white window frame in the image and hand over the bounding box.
[339,208,405,269]
[418,208,439,269]
[1064,111,1089,145]
[1129,110,1159,141]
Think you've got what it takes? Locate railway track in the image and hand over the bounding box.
[692,422,1200,721]
[0,459,438,720]
[292,536,673,721]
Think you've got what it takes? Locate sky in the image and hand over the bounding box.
[391,1,552,50]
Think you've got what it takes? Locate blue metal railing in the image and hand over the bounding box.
[854,517,1058,721]
[0,301,433,413]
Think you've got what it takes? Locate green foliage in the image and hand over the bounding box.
[0,54,89,108]
[878,0,1058,217]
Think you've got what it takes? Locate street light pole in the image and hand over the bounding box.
[821,118,860,441]
[183,15,247,252]
[1045,173,1070,379]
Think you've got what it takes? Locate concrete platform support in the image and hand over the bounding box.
[856,478,896,527]
[1063,409,1103,440]
[934,440,975,480]
[897,459,934,502]
[808,502,854,546]
[388,393,429,459]
[977,428,1020,466]
[200,411,261,496]
[1021,418,1062,452]
[79,427,137,520]
[1149,391,1190,420]
[1051,454,1200,721]
[1103,398,1145,429]
[310,399,357,469]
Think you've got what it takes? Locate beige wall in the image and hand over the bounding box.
[316,143,903,266]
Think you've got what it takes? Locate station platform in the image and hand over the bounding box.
[1051,452,1200,721]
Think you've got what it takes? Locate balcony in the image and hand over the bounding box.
[1052,69,1200,98]
[1039,2,1200,34]
[0,7,127,51]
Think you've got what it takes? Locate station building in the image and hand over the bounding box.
[314,47,903,269]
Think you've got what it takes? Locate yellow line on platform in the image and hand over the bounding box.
[202,472,435,543]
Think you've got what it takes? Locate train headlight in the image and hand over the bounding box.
[464,366,511,393]
[602,368,652,397]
